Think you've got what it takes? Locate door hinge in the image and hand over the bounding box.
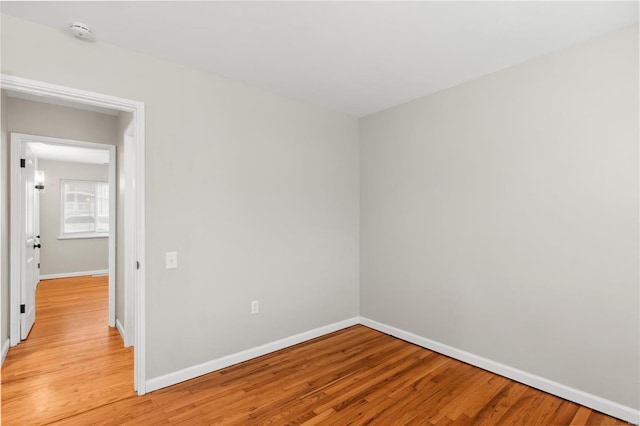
[20,304,25,314]
[20,158,26,168]
[38,262,40,269]
[136,261,140,270]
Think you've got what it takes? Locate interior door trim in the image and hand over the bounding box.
[1,74,147,395]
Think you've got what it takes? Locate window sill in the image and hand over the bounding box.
[58,234,109,240]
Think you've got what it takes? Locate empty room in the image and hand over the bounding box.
[0,1,638,425]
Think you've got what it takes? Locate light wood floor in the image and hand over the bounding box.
[1,276,135,425]
[1,276,628,425]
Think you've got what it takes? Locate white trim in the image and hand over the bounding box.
[39,270,109,280]
[145,317,360,393]
[57,234,108,240]
[107,147,117,328]
[116,318,128,346]
[1,75,143,113]
[359,317,640,425]
[123,120,135,355]
[1,339,10,365]
[9,134,21,346]
[1,73,146,395]
[133,101,146,394]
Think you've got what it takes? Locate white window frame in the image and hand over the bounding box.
[59,179,110,239]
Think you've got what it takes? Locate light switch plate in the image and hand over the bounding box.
[166,252,178,269]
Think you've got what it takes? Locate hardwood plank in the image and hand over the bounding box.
[2,277,135,425]
[550,401,581,426]
[572,406,599,425]
[472,381,531,425]
[2,276,628,425]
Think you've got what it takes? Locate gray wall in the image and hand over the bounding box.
[1,89,9,348]
[0,14,360,379]
[37,160,109,276]
[360,25,639,409]
[7,97,118,145]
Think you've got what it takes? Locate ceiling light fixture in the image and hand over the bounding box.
[68,22,94,41]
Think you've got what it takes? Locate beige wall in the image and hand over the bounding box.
[360,25,639,409]
[0,14,360,379]
[1,90,9,348]
[37,160,109,276]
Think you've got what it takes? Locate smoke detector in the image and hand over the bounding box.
[68,22,94,41]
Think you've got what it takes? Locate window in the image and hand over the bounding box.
[60,180,109,238]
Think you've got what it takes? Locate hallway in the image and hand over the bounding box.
[1,276,134,424]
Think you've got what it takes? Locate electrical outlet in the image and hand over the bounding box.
[166,252,178,269]
[251,300,259,315]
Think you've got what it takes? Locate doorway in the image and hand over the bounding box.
[0,74,147,394]
[11,134,116,335]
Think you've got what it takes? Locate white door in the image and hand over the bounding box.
[20,144,39,340]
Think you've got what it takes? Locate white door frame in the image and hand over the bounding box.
[1,74,147,395]
[10,133,117,329]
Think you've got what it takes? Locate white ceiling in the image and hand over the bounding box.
[2,1,638,117]
[29,142,110,165]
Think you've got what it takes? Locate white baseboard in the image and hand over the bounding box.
[141,315,638,424]
[359,317,639,425]
[1,338,10,366]
[115,319,129,347]
[145,317,360,393]
[40,269,109,280]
